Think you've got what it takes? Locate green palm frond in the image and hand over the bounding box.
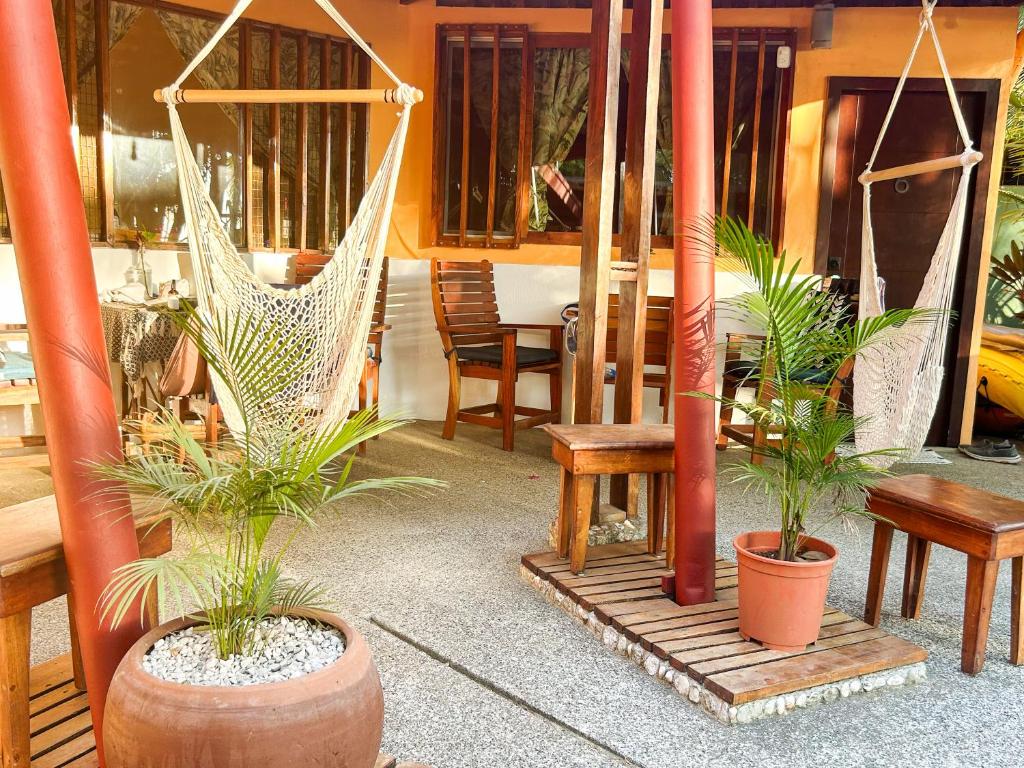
[99,553,235,629]
[690,216,936,561]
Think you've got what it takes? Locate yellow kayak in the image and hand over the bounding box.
[978,325,1024,420]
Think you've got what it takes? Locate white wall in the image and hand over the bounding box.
[1,244,756,439]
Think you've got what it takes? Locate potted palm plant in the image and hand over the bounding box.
[96,304,442,768]
[700,217,935,652]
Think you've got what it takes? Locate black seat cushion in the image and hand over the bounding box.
[457,344,558,367]
[723,359,831,386]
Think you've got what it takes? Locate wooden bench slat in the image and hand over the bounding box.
[704,635,928,705]
[544,423,675,452]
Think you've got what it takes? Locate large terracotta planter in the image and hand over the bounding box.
[104,610,384,768]
[733,531,838,652]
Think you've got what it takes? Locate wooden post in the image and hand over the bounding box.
[609,0,664,516]
[672,0,718,606]
[573,0,623,428]
[0,2,147,763]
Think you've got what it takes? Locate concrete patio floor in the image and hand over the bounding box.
[8,421,1024,767]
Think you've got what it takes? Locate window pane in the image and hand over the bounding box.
[109,3,242,244]
[251,29,272,248]
[465,43,493,235]
[493,43,521,236]
[725,42,761,220]
[306,38,323,252]
[711,45,733,216]
[442,38,465,234]
[752,43,785,233]
[328,43,348,251]
[77,0,103,239]
[441,29,523,240]
[350,49,369,219]
[280,34,300,249]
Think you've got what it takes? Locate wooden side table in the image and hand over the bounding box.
[545,424,674,575]
[0,495,171,768]
[864,474,1024,675]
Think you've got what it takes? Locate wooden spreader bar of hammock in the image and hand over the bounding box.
[153,87,424,105]
[859,150,983,185]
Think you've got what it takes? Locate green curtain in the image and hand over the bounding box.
[157,9,240,127]
[530,47,591,230]
[78,1,144,83]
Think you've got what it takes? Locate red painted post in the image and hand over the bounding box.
[671,0,717,605]
[0,1,146,763]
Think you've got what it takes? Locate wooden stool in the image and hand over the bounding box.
[0,495,171,768]
[545,424,674,574]
[863,475,1024,675]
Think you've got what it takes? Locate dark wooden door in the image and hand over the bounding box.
[815,78,998,447]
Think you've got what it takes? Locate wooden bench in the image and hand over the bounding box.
[546,424,674,575]
[864,474,1024,674]
[0,495,171,768]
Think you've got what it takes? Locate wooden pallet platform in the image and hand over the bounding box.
[522,541,928,724]
[24,655,426,767]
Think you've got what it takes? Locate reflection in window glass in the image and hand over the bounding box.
[77,0,103,239]
[251,29,272,248]
[441,30,523,240]
[280,35,300,249]
[306,38,323,253]
[108,3,242,244]
[328,43,347,251]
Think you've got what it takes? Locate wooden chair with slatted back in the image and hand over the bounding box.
[604,295,675,423]
[294,254,392,453]
[430,259,563,452]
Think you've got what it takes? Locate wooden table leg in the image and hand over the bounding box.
[665,475,675,570]
[0,610,31,768]
[556,468,574,558]
[962,557,999,675]
[864,522,894,627]
[1011,557,1023,666]
[901,535,931,619]
[67,593,86,691]
[570,475,596,575]
[646,473,666,555]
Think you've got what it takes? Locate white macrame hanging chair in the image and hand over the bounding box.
[161,0,417,442]
[853,0,982,466]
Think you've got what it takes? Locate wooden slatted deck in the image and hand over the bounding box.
[24,655,423,767]
[522,541,928,724]
[26,655,96,768]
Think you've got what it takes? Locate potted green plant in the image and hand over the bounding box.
[698,217,935,651]
[95,304,443,768]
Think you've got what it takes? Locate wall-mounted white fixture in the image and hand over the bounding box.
[777,45,793,69]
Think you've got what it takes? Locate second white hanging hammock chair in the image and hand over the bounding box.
[162,0,419,443]
[853,0,983,466]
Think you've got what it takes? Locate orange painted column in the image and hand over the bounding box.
[671,0,718,605]
[0,1,146,763]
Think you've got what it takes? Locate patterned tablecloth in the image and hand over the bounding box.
[100,302,181,385]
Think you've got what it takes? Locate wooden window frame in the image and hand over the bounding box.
[431,24,796,251]
[431,24,531,250]
[0,0,371,253]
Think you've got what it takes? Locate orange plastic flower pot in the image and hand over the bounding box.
[733,531,839,652]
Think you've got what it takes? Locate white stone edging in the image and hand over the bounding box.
[520,565,927,725]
